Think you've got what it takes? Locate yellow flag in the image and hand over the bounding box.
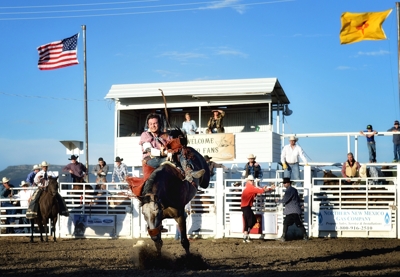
[340,9,392,44]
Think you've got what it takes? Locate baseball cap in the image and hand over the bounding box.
[366,125,372,129]
[395,120,399,125]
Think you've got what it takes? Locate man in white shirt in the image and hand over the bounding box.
[13,181,33,233]
[280,136,308,187]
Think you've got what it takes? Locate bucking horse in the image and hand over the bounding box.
[127,128,210,255]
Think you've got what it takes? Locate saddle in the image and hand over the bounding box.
[126,163,156,197]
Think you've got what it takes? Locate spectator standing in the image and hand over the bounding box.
[13,181,32,233]
[243,154,263,183]
[240,175,275,243]
[0,177,17,233]
[360,124,377,163]
[341,152,361,184]
[26,164,40,186]
[206,109,225,134]
[276,177,308,242]
[204,155,228,181]
[182,113,198,135]
[63,155,88,183]
[92,157,109,189]
[280,136,308,187]
[112,156,128,183]
[388,120,400,162]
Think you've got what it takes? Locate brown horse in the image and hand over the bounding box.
[30,176,59,243]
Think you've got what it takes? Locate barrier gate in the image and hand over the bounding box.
[1,167,399,239]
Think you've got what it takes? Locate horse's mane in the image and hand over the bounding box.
[168,126,187,147]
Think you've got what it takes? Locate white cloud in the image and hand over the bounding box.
[211,46,247,58]
[356,50,390,56]
[201,0,246,14]
[159,51,208,61]
[336,66,352,70]
[154,69,181,78]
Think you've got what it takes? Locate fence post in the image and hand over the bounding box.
[397,164,400,240]
[215,168,224,238]
[132,198,141,238]
[303,165,312,238]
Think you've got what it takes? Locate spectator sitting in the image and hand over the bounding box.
[243,154,263,185]
[204,155,228,181]
[0,177,17,233]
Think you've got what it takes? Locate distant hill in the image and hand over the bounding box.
[0,164,114,185]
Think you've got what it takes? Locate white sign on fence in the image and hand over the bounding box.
[318,209,392,231]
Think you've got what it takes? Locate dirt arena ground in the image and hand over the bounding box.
[1,236,400,276]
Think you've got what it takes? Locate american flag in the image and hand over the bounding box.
[37,34,79,70]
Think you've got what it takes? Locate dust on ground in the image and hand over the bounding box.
[1,236,400,276]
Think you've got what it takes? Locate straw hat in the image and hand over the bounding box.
[247,154,256,159]
[2,177,10,183]
[359,164,367,178]
[246,175,255,181]
[20,181,29,187]
[40,161,49,167]
[289,136,298,141]
[33,164,40,170]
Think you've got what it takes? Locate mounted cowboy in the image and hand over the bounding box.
[26,161,69,219]
[137,113,205,194]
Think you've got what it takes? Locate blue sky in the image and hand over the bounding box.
[0,0,399,171]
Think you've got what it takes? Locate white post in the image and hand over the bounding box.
[132,198,141,238]
[214,168,224,238]
[396,164,400,239]
[303,165,312,238]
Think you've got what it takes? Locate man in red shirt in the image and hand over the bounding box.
[241,175,275,243]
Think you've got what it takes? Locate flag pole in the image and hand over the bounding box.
[82,25,89,182]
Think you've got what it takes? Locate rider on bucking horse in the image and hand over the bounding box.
[26,161,69,219]
[139,113,205,192]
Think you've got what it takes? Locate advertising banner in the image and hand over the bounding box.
[318,209,392,231]
[72,214,116,237]
[187,133,235,161]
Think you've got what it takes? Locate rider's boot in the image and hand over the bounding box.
[184,167,205,183]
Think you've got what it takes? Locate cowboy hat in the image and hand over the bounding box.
[246,175,255,181]
[359,164,367,179]
[115,156,123,162]
[20,180,29,187]
[247,154,256,159]
[40,161,49,167]
[204,155,212,160]
[68,155,78,160]
[2,177,10,183]
[32,164,40,170]
[289,136,298,141]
